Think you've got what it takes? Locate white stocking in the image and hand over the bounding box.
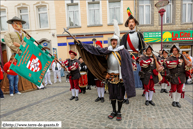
[100,87,105,97]
[97,87,101,98]
[149,91,154,101]
[182,83,185,90]
[172,92,176,102]
[75,89,79,97]
[71,89,75,96]
[145,92,149,100]
[176,92,181,102]
[161,83,165,89]
[164,83,167,90]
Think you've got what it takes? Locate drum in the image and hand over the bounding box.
[95,79,105,87]
[79,72,88,88]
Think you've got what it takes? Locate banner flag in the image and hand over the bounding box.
[10,37,55,86]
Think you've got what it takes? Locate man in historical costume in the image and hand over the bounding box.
[159,49,170,93]
[94,41,105,103]
[3,16,37,91]
[73,22,135,120]
[166,45,192,108]
[78,57,87,94]
[120,7,145,96]
[139,45,163,106]
[64,50,81,101]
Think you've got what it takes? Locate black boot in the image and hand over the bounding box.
[149,100,155,106]
[172,101,177,107]
[82,88,86,94]
[122,99,126,103]
[164,89,168,93]
[95,97,101,102]
[69,96,75,100]
[160,89,164,93]
[145,100,149,106]
[176,102,181,108]
[75,97,79,101]
[87,85,91,90]
[101,97,105,103]
[125,99,129,104]
[108,100,116,119]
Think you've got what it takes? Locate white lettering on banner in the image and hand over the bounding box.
[1,121,62,128]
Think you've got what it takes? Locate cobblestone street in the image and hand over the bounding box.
[0,73,193,129]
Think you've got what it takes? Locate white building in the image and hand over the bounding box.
[0,0,58,64]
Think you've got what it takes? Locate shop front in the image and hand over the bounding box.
[144,30,193,56]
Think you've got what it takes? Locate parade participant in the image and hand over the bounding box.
[52,59,61,83]
[166,45,192,108]
[94,41,105,103]
[159,49,170,93]
[139,45,163,106]
[78,57,87,94]
[4,56,21,96]
[87,68,95,90]
[0,64,4,99]
[64,50,81,101]
[73,19,135,121]
[44,68,52,86]
[59,58,65,77]
[120,7,144,90]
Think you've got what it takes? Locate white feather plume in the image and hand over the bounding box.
[113,19,120,37]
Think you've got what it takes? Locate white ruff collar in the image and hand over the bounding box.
[108,45,124,51]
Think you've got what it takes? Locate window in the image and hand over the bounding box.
[0,10,8,31]
[139,0,151,25]
[37,6,48,28]
[88,3,100,25]
[182,0,193,23]
[18,8,29,29]
[109,1,121,23]
[163,0,172,24]
[67,5,79,27]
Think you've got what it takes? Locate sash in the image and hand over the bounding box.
[127,34,138,52]
[112,51,121,66]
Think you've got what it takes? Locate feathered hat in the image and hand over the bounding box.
[95,41,103,48]
[69,50,77,56]
[125,7,139,27]
[109,19,120,46]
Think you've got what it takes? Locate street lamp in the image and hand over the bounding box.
[155,0,169,50]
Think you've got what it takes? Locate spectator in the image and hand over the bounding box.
[3,56,21,96]
[158,50,162,57]
[52,59,61,83]
[59,58,65,77]
[0,63,4,99]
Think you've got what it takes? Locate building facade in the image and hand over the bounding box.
[54,0,134,60]
[135,0,193,56]
[0,0,58,65]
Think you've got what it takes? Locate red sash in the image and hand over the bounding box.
[127,34,138,52]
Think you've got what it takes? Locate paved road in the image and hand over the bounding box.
[0,73,193,129]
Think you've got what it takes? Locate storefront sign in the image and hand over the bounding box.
[144,30,193,43]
